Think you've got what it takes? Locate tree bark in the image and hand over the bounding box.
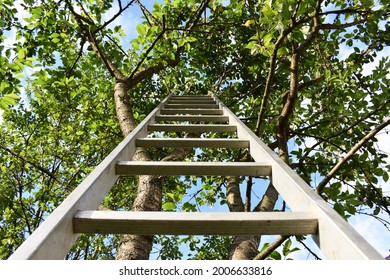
[114,81,137,137]
[116,148,163,260]
[229,236,261,260]
[115,143,196,259]
[225,176,261,259]
[114,79,159,259]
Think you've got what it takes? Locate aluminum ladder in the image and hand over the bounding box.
[9,94,382,260]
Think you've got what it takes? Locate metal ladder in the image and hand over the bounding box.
[9,94,382,260]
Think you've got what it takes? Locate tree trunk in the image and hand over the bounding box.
[225,176,261,259]
[116,148,163,260]
[114,81,137,137]
[113,80,161,259]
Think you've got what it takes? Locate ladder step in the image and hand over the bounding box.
[136,138,250,148]
[155,115,229,122]
[164,104,220,109]
[170,95,213,99]
[148,124,236,133]
[73,211,318,235]
[116,161,271,176]
[160,109,223,115]
[168,99,217,104]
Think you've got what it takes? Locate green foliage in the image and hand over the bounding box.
[260,238,300,260]
[0,54,121,258]
[186,235,233,260]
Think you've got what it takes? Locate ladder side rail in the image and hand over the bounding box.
[8,94,172,260]
[213,94,382,260]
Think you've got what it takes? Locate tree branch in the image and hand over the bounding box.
[253,236,289,260]
[320,19,367,30]
[66,39,86,76]
[0,144,65,186]
[296,0,321,55]
[70,0,95,25]
[316,116,390,194]
[135,0,162,27]
[255,14,314,135]
[105,34,129,58]
[298,239,322,260]
[65,0,126,79]
[87,28,126,79]
[245,177,252,212]
[95,0,136,34]
[225,176,245,212]
[318,8,370,16]
[125,0,210,88]
[276,49,299,162]
[127,26,167,81]
[297,99,390,165]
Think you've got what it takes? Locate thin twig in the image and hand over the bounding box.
[95,0,136,33]
[0,144,65,186]
[298,240,322,260]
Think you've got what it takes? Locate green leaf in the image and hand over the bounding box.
[270,250,281,260]
[277,46,289,56]
[186,36,197,43]
[250,43,261,55]
[245,40,256,49]
[168,52,176,60]
[79,86,89,92]
[136,23,147,36]
[132,41,140,50]
[162,202,176,211]
[383,171,389,182]
[113,25,122,33]
[333,203,345,216]
[282,239,292,256]
[17,48,26,59]
[185,42,191,52]
[0,93,20,110]
[182,202,196,212]
[263,33,274,47]
[30,7,43,20]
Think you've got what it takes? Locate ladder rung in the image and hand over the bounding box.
[148,124,236,133]
[136,138,250,148]
[164,104,220,109]
[73,211,318,235]
[155,115,229,122]
[160,109,223,115]
[116,161,271,176]
[168,99,216,104]
[171,95,213,99]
